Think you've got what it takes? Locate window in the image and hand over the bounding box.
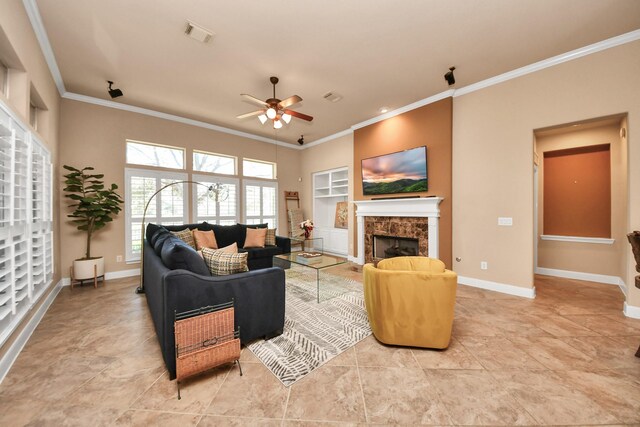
[0,62,7,96]
[243,179,277,228]
[126,140,185,169]
[243,158,276,179]
[0,101,53,347]
[29,103,38,131]
[193,151,236,175]
[192,175,239,225]
[125,168,188,262]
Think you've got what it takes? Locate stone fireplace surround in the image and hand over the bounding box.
[354,197,444,265]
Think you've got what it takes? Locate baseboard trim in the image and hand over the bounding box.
[347,255,359,264]
[61,268,140,287]
[0,279,63,384]
[458,276,536,299]
[535,267,623,286]
[623,302,640,319]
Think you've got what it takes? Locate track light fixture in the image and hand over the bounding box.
[444,67,456,86]
[107,81,123,98]
[297,135,304,146]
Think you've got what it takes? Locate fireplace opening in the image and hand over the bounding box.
[373,235,419,259]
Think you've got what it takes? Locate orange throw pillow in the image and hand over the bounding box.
[192,229,218,250]
[217,242,238,253]
[244,227,267,248]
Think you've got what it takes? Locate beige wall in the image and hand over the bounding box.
[59,99,301,275]
[0,1,61,355]
[535,122,627,278]
[299,133,355,256]
[453,40,640,307]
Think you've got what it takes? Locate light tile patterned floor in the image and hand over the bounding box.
[1,266,639,426]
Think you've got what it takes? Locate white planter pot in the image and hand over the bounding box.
[73,257,104,280]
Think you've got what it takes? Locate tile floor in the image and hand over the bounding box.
[0,266,639,426]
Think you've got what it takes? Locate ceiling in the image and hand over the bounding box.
[35,0,640,145]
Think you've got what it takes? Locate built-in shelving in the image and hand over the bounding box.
[312,167,349,255]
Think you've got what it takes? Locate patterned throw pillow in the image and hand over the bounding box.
[265,228,276,246]
[171,229,196,249]
[192,229,217,250]
[201,248,248,276]
[244,227,267,248]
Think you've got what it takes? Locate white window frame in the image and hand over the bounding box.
[242,179,278,229]
[191,174,240,225]
[126,139,186,170]
[242,158,276,179]
[124,168,188,262]
[0,101,53,348]
[193,150,237,175]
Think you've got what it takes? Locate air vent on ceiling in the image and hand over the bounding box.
[185,21,214,43]
[323,91,343,103]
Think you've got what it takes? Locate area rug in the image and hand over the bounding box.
[248,264,372,386]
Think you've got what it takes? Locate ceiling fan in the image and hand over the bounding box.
[237,76,313,129]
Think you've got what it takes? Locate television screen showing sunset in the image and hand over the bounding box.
[362,146,428,195]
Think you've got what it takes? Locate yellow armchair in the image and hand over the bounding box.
[363,256,457,349]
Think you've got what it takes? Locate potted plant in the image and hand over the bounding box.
[63,165,124,281]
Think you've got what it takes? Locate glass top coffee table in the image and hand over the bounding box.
[274,251,347,303]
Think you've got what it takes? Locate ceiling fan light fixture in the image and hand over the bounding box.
[266,107,277,119]
[282,113,292,124]
[258,114,267,124]
[273,119,283,129]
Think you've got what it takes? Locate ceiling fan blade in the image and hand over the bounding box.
[241,94,269,108]
[278,95,302,109]
[285,109,313,122]
[236,109,266,119]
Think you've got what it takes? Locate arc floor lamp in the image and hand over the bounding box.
[135,180,228,294]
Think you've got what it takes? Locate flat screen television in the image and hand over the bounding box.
[361,146,428,196]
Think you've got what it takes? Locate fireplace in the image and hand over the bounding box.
[354,197,443,265]
[374,235,419,259]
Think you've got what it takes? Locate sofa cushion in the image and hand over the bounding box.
[163,222,213,232]
[160,236,210,275]
[243,245,283,260]
[149,226,168,247]
[171,228,196,249]
[244,227,267,248]
[193,229,218,250]
[201,248,249,276]
[211,223,243,248]
[146,223,164,244]
[153,228,174,255]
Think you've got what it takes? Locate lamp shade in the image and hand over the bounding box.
[282,113,292,124]
[258,114,267,124]
[266,107,276,119]
[273,119,283,129]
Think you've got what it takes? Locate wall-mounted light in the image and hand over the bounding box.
[107,80,123,98]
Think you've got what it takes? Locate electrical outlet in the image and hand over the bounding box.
[480,261,488,270]
[498,217,513,226]
[116,255,123,262]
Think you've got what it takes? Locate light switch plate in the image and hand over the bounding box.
[498,217,513,226]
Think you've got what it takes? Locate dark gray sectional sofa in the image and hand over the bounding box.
[143,222,290,379]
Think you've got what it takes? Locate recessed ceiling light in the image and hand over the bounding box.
[379,107,389,114]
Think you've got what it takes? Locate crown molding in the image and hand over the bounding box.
[62,92,303,150]
[22,0,65,95]
[351,89,455,131]
[302,128,353,149]
[453,29,640,97]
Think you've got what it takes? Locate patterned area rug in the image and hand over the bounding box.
[248,264,372,386]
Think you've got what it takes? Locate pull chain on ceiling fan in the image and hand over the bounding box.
[237,76,313,129]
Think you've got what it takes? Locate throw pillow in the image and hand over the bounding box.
[265,228,276,246]
[217,242,238,253]
[171,228,196,250]
[193,229,218,250]
[244,227,267,248]
[201,248,248,276]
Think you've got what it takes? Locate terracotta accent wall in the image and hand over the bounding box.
[354,97,452,267]
[364,216,428,263]
[543,144,611,237]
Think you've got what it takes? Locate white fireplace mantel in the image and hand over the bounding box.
[354,197,444,264]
